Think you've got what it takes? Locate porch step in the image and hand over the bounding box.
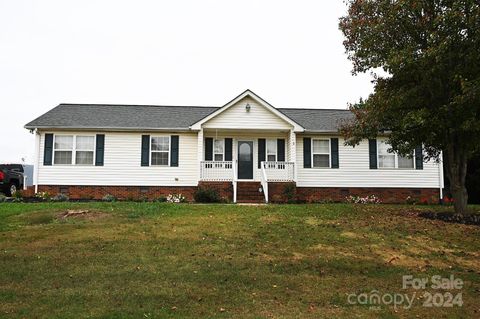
[236,182,265,203]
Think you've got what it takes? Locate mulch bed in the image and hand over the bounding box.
[418,211,480,226]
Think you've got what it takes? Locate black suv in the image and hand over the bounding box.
[0,164,25,196]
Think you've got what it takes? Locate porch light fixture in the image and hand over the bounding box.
[245,103,251,112]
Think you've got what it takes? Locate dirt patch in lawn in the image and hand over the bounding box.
[57,210,110,221]
[259,214,284,224]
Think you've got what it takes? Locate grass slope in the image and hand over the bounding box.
[0,203,479,318]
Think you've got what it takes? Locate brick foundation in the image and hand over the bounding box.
[25,184,440,204]
[35,185,198,201]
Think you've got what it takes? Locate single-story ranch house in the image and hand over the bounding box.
[24,90,444,203]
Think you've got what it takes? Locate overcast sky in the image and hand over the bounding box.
[0,0,373,164]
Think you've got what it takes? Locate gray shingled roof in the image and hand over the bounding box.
[25,104,218,130]
[278,108,354,132]
[25,103,353,132]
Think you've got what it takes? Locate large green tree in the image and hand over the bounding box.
[339,0,480,214]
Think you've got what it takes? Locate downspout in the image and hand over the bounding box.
[438,151,444,202]
[34,129,40,193]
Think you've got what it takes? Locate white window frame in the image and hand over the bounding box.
[377,140,415,170]
[311,138,331,168]
[265,139,278,162]
[75,135,96,166]
[213,138,224,162]
[150,135,170,166]
[53,134,96,166]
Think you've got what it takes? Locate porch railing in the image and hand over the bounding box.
[233,160,238,203]
[262,161,295,182]
[200,161,233,181]
[260,162,269,203]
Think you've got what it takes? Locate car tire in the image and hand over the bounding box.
[7,183,17,197]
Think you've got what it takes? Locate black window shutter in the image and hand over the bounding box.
[141,135,150,166]
[205,138,213,161]
[170,135,179,167]
[44,133,53,166]
[415,145,423,170]
[277,139,285,161]
[225,138,232,161]
[258,138,266,168]
[303,137,311,168]
[95,134,105,166]
[369,139,377,169]
[331,138,339,168]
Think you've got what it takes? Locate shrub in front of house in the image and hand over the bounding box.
[443,196,454,206]
[52,193,69,202]
[405,196,417,205]
[194,187,221,203]
[312,197,335,204]
[102,194,117,202]
[283,183,296,203]
[418,195,440,205]
[154,196,167,203]
[0,193,7,202]
[271,194,284,203]
[166,194,186,203]
[345,195,380,204]
[12,190,24,202]
[35,191,51,202]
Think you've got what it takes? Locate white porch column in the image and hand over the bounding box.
[197,128,204,182]
[289,129,297,181]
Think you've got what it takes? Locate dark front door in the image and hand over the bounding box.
[238,141,253,179]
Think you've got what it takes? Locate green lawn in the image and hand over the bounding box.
[0,203,479,318]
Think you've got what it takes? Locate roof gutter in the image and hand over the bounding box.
[23,125,193,132]
[301,130,341,134]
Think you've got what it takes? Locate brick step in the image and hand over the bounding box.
[237,182,262,186]
[237,195,264,199]
[236,182,265,203]
[237,191,264,195]
[238,190,263,194]
[238,194,264,198]
[237,200,265,203]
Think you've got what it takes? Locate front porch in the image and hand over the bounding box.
[200,160,295,182]
[199,161,295,203]
[197,129,297,203]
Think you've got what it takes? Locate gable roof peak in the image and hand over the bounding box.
[190,89,305,132]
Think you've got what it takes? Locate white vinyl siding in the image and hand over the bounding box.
[38,131,198,186]
[202,97,293,130]
[296,136,442,188]
[37,130,442,189]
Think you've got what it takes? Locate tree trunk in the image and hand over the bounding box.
[444,143,469,215]
[451,181,468,215]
